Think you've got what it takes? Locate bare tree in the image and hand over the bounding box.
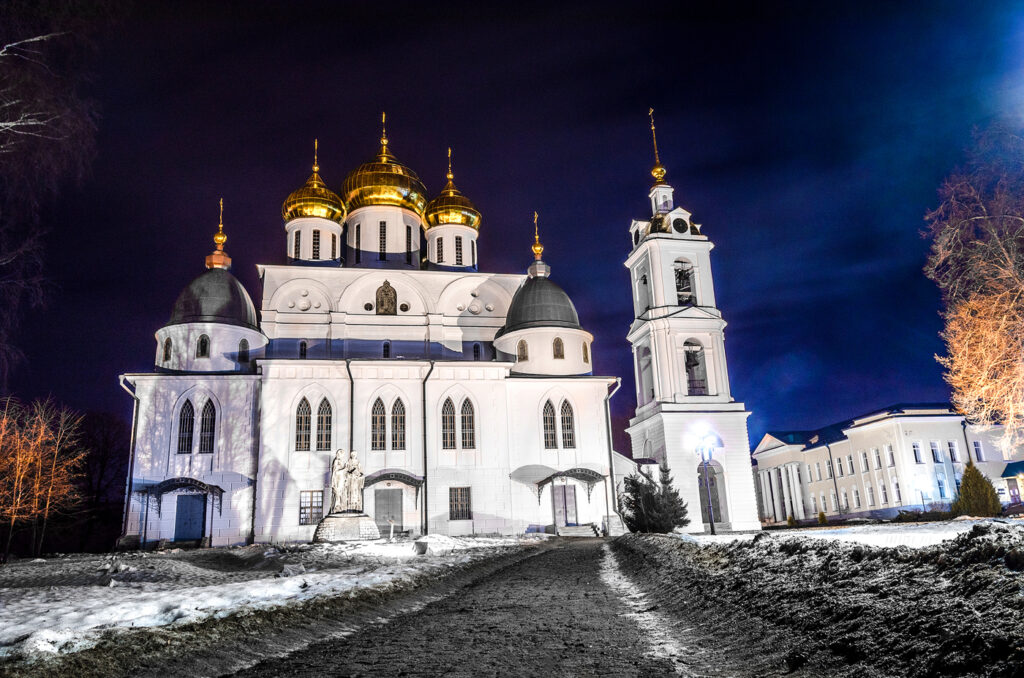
[30,400,85,555]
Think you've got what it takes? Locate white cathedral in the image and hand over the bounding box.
[118,118,760,546]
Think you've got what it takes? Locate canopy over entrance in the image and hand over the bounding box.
[139,477,224,515]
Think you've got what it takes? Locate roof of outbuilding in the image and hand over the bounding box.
[166,267,259,330]
[497,274,581,337]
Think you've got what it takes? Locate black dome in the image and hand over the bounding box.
[166,268,259,330]
[498,275,581,336]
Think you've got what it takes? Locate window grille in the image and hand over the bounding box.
[517,340,528,361]
[543,401,557,449]
[560,401,576,449]
[371,399,386,450]
[177,401,194,454]
[379,221,387,261]
[930,441,942,463]
[238,339,249,364]
[449,487,471,520]
[473,343,481,361]
[331,233,337,259]
[392,400,406,450]
[441,398,456,449]
[947,441,958,462]
[461,399,475,449]
[973,440,984,462]
[913,442,923,463]
[312,229,321,259]
[553,337,564,359]
[163,338,172,362]
[196,335,210,358]
[455,236,463,265]
[355,224,361,264]
[299,491,323,525]
[199,400,215,453]
[406,225,412,265]
[299,341,307,359]
[294,231,301,259]
[437,237,444,263]
[295,398,311,451]
[316,399,332,451]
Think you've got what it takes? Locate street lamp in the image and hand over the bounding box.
[698,435,717,535]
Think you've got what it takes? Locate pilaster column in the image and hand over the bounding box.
[789,464,806,520]
[780,466,793,520]
[772,467,785,521]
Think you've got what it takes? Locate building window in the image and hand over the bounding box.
[633,230,640,246]
[441,398,456,449]
[846,455,854,475]
[383,341,391,359]
[836,459,845,478]
[893,479,902,505]
[316,398,332,451]
[461,399,475,449]
[312,229,321,259]
[866,485,875,506]
[472,240,476,267]
[331,233,337,259]
[517,340,528,361]
[684,341,708,395]
[582,343,589,364]
[355,224,361,264]
[299,340,308,359]
[449,487,472,521]
[406,225,412,265]
[437,237,444,263]
[379,221,387,261]
[841,489,849,510]
[198,400,215,453]
[196,334,210,358]
[913,442,923,464]
[473,343,481,360]
[294,230,301,259]
[560,401,576,449]
[830,491,838,512]
[930,441,942,463]
[860,451,869,473]
[543,400,557,449]
[825,459,834,479]
[815,462,822,481]
[295,397,311,451]
[810,495,817,513]
[947,441,959,462]
[299,490,323,525]
[873,448,881,469]
[880,481,889,504]
[163,337,172,362]
[455,236,463,266]
[238,339,249,364]
[674,261,695,305]
[371,398,386,451]
[937,476,947,499]
[177,401,194,454]
[886,444,895,467]
[391,399,406,450]
[853,488,861,509]
[973,440,984,462]
[553,337,564,359]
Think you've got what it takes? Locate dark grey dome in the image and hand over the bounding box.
[166,268,259,330]
[498,275,581,336]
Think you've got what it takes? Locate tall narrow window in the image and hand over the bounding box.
[973,440,985,462]
[552,337,564,359]
[543,401,557,449]
[295,397,311,451]
[937,476,947,499]
[177,401,194,454]
[163,337,172,362]
[312,229,321,259]
[392,400,406,450]
[860,451,869,473]
[853,489,861,508]
[293,231,302,259]
[383,341,391,359]
[886,444,895,467]
[371,398,386,450]
[449,487,471,520]
[825,459,834,478]
[316,398,332,451]
[355,224,361,264]
[866,485,875,506]
[947,441,959,462]
[894,479,902,504]
[406,225,412,265]
[913,442,923,463]
[238,339,249,364]
[873,448,881,469]
[471,240,476,267]
[472,343,481,361]
[442,398,456,449]
[582,343,589,364]
[196,335,210,358]
[199,400,215,453]
[560,401,576,449]
[930,441,942,463]
[437,237,444,263]
[846,455,854,475]
[517,340,528,361]
[331,233,337,259]
[299,340,307,359]
[299,490,323,525]
[836,459,844,478]
[378,221,387,261]
[461,399,475,449]
[684,341,707,395]
[455,236,463,265]
[674,262,695,305]
[880,481,889,504]
[841,489,849,510]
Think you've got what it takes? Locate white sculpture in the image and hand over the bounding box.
[330,449,365,513]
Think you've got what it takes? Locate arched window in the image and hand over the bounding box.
[391,399,406,450]
[441,398,456,449]
[383,341,391,359]
[177,401,194,454]
[196,335,210,358]
[633,230,640,246]
[299,340,308,360]
[552,337,564,359]
[199,400,216,453]
[542,400,557,449]
[472,343,481,361]
[376,281,397,315]
[560,401,576,449]
[238,338,249,364]
[316,399,332,451]
[674,261,695,305]
[582,342,589,364]
[517,340,528,361]
[163,337,172,362]
[371,398,386,450]
[461,399,475,449]
[295,398,311,451]
[684,340,708,395]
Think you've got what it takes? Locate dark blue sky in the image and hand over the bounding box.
[10,1,1024,453]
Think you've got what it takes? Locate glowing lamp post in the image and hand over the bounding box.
[698,435,717,535]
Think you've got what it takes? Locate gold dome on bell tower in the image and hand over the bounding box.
[341,113,429,215]
[281,139,347,223]
[425,148,481,230]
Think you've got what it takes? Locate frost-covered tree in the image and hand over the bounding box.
[950,462,1002,517]
[619,459,689,533]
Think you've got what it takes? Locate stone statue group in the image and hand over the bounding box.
[330,449,365,514]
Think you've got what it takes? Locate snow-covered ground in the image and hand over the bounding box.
[0,535,531,661]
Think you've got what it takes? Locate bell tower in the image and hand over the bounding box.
[623,110,760,533]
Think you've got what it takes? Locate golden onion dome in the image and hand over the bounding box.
[282,140,346,223]
[341,118,428,215]
[424,148,481,230]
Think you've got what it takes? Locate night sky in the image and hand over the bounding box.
[9,1,1024,454]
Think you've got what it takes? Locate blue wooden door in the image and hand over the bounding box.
[174,494,206,542]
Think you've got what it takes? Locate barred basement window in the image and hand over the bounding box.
[391,400,406,450]
[163,337,172,362]
[449,487,471,521]
[582,342,589,364]
[238,338,249,364]
[543,400,557,449]
[299,491,323,525]
[437,237,444,263]
[473,343,481,361]
[295,398,311,451]
[442,398,456,449]
[560,401,575,449]
[312,229,321,259]
[196,334,210,358]
[355,224,361,264]
[316,399,332,451]
[371,398,386,450]
[455,236,463,266]
[973,440,985,462]
[461,399,475,449]
[199,400,215,453]
[177,401,194,454]
[331,233,337,259]
[379,221,387,261]
[552,337,564,359]
[517,340,528,361]
[294,231,302,259]
[406,225,412,265]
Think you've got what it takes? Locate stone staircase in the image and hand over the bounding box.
[557,523,601,537]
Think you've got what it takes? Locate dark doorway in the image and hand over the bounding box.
[697,465,723,525]
[174,494,206,542]
[552,484,578,527]
[375,488,403,535]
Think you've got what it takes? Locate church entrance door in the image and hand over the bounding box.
[553,484,578,527]
[174,494,205,542]
[697,465,724,525]
[375,489,403,535]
